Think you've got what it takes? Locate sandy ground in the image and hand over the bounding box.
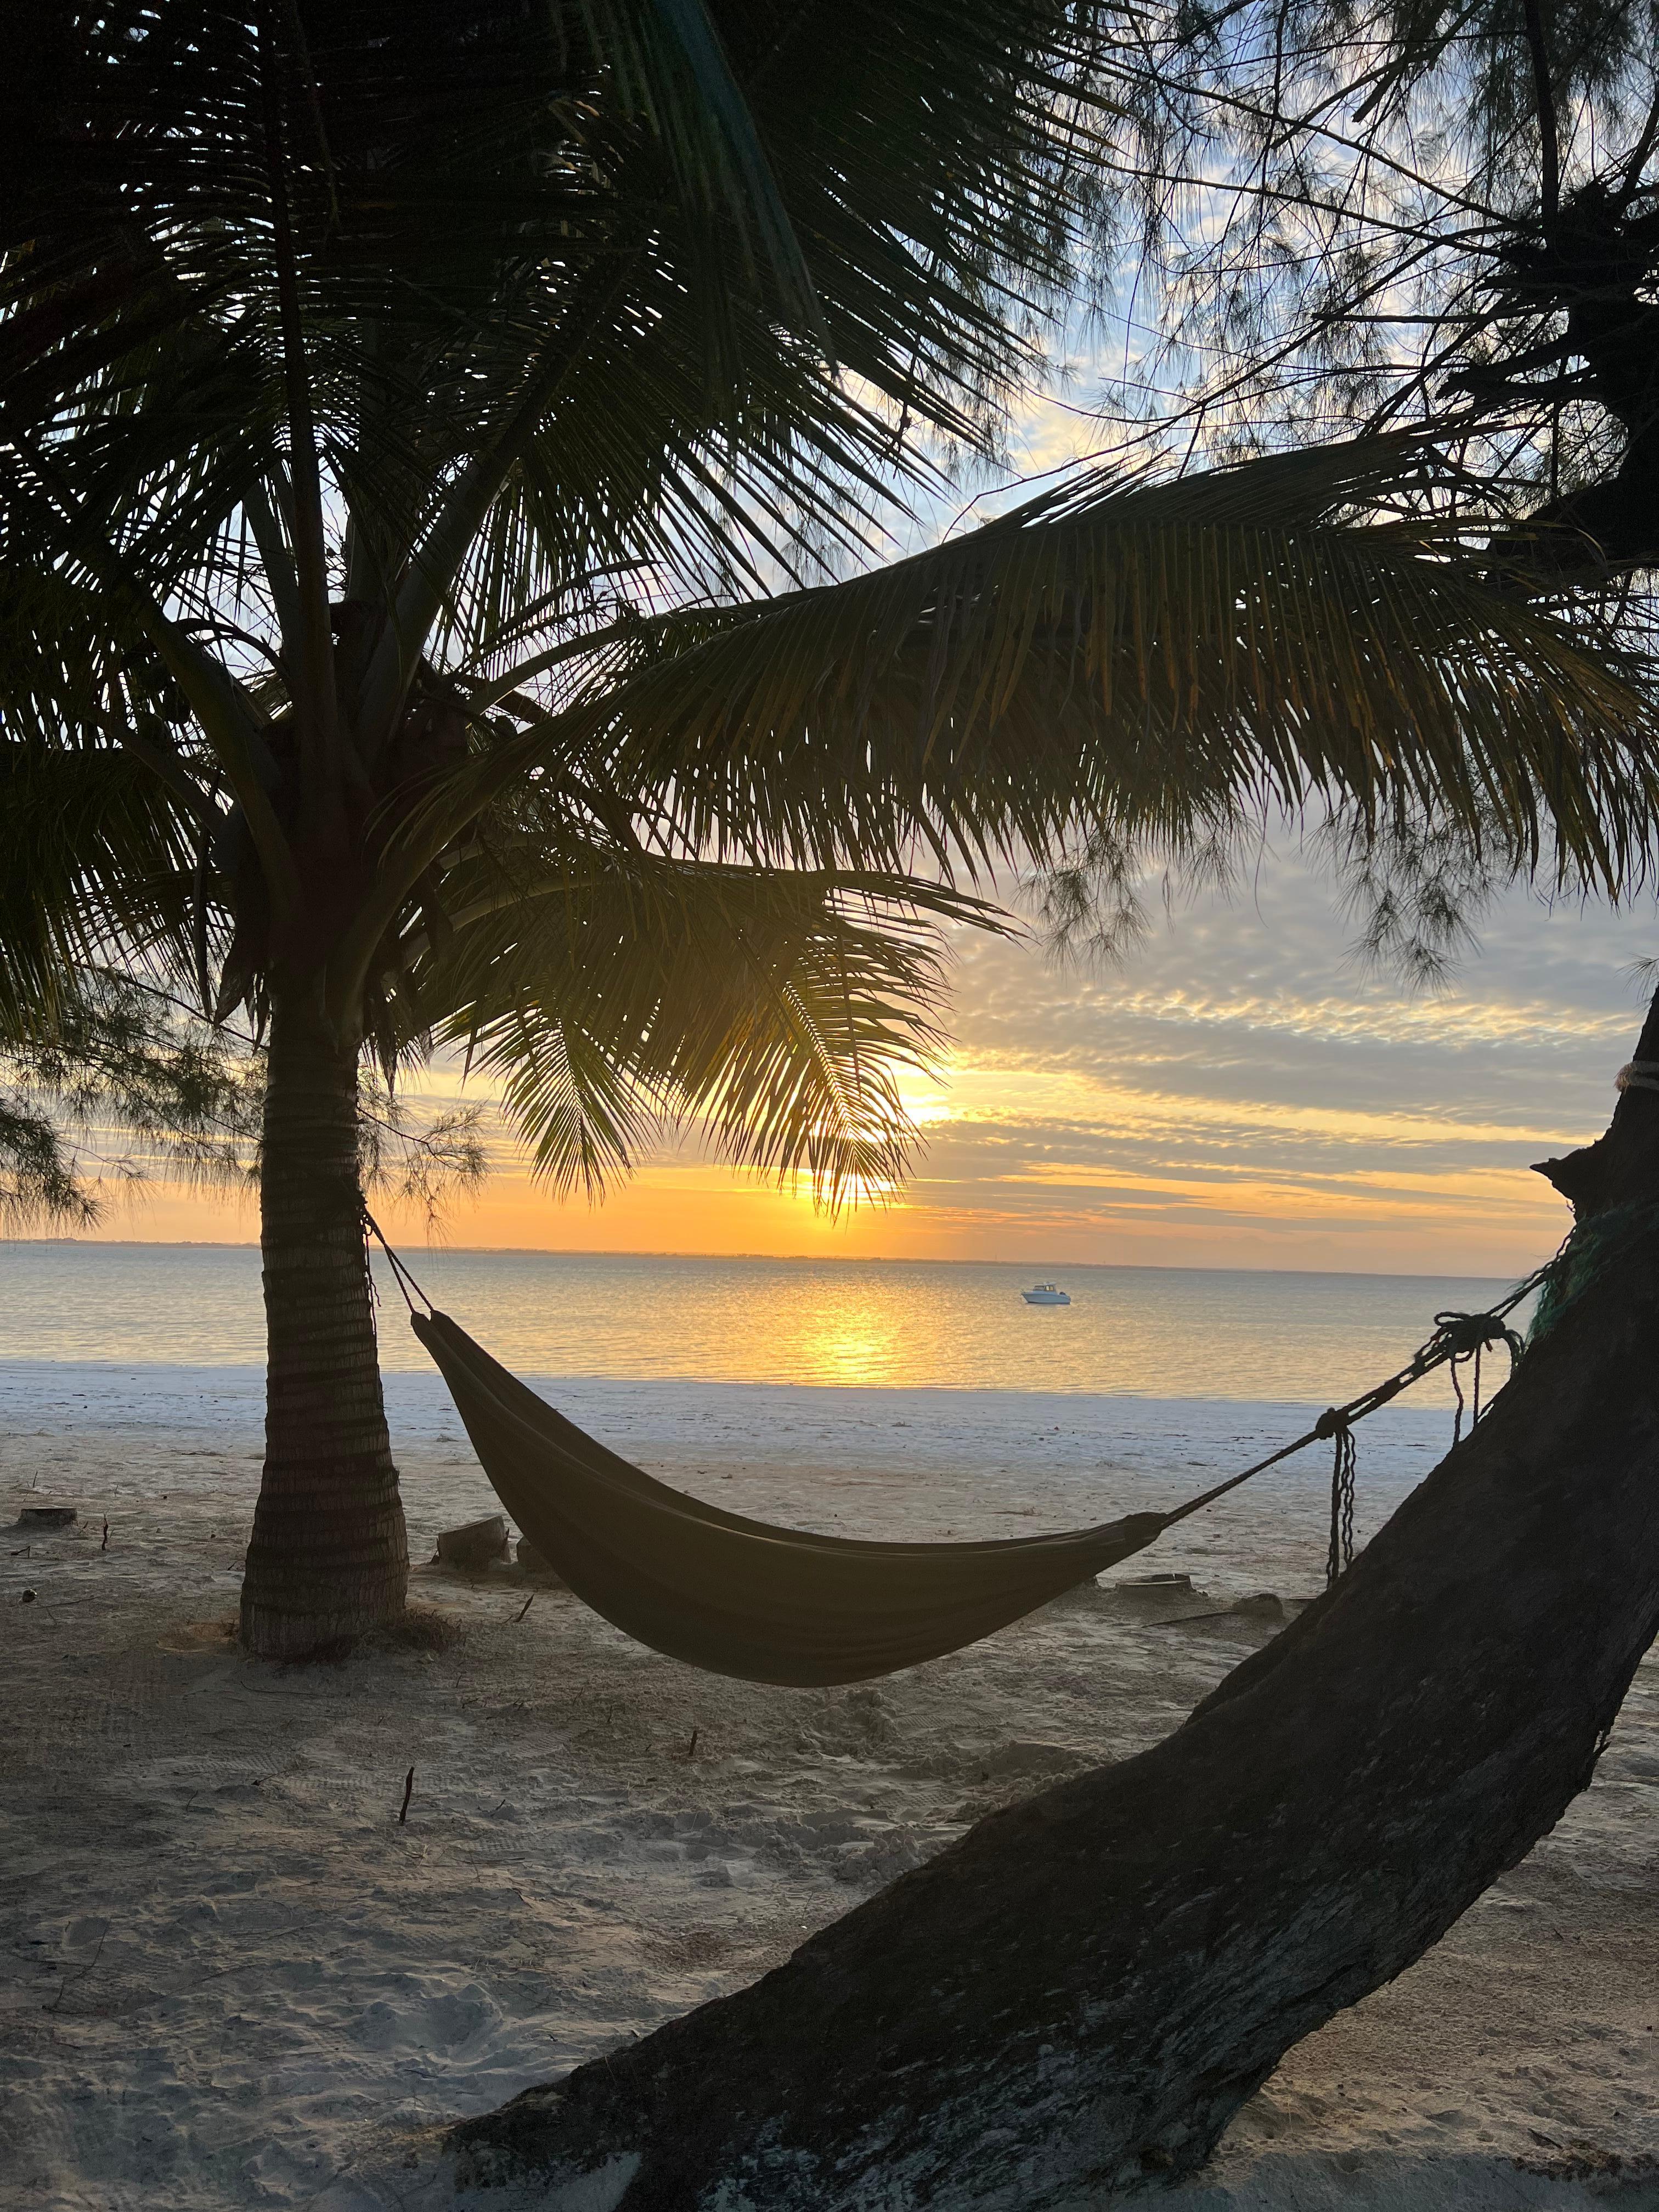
[2,1372,1656,2212]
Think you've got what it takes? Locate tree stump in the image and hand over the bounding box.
[433,1515,509,1570]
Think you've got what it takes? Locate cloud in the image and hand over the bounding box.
[847,847,1655,1269]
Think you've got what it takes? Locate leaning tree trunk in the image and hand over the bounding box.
[448,1001,1659,2210]
[239,989,409,1657]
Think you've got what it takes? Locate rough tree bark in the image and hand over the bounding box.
[447,1001,1659,2210]
[239,989,408,1656]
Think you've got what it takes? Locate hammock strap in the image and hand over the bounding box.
[1163,1278,1545,1538]
[362,1205,434,1316]
[1165,1282,1536,1526]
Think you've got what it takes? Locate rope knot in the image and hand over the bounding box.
[1615,1059,1659,1094]
[1433,1311,1525,1441]
[1434,1311,1509,1359]
[1314,1406,1347,1440]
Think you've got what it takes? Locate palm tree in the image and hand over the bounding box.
[5,0,1657,1660]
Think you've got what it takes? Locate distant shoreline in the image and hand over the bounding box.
[0,1237,1519,1284]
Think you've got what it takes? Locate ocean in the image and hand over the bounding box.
[0,1240,1533,1407]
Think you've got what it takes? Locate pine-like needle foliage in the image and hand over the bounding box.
[1078,0,1659,560]
[0,973,259,1228]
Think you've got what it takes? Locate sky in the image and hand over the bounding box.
[90,843,1659,1278]
[57,329,1659,1280]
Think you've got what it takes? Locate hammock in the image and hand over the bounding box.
[411,1308,1173,1685]
[387,1224,1550,1687]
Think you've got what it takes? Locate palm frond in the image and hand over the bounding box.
[0,736,202,1036]
[424,843,1001,1204]
[4,0,1108,662]
[452,438,1659,902]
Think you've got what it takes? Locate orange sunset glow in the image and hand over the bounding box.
[71,853,1659,1279]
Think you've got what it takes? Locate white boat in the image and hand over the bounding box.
[1021,1282,1071,1306]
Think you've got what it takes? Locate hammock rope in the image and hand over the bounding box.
[1325,1421,1357,1587]
[357,1206,1619,1685]
[366,1217,432,1320]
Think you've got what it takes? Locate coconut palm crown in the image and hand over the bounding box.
[5,0,1659,1655]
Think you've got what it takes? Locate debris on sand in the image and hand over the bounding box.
[433,1514,510,1570]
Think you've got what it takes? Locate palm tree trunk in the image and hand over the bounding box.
[446,1007,1659,2210]
[239,990,408,1657]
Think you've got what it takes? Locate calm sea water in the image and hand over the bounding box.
[0,1242,1533,1410]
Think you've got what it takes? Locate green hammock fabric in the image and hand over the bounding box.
[411,1308,1172,1686]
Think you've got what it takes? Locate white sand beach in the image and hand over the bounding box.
[2,1368,1656,2211]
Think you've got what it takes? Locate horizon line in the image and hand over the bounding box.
[0,1237,1522,1283]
